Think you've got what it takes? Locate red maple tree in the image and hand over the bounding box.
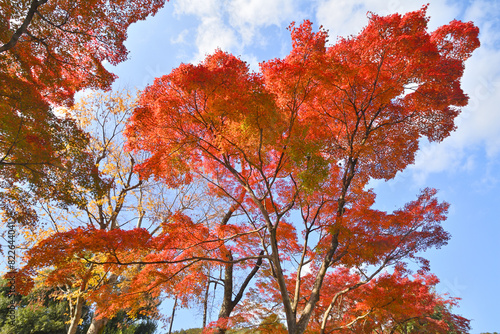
[124,6,478,333]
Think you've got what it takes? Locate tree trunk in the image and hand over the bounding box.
[214,194,262,334]
[168,296,178,334]
[67,295,84,334]
[86,317,109,334]
[202,281,210,328]
[216,256,234,334]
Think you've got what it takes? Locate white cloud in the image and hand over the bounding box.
[227,0,296,45]
[457,0,500,157]
[170,29,190,45]
[409,140,467,186]
[173,0,304,67]
[315,0,462,40]
[458,68,500,158]
[174,0,232,62]
[240,53,260,72]
[465,0,500,36]
[300,261,312,277]
[228,0,294,26]
[193,17,239,62]
[174,0,222,18]
[315,0,375,38]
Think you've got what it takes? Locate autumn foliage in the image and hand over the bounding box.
[0,0,167,225]
[124,6,478,333]
[16,6,479,334]
[1,0,167,104]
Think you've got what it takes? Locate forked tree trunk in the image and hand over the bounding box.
[216,251,264,334]
[213,193,263,334]
[86,273,119,334]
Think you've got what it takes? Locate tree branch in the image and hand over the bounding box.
[0,0,48,53]
[231,250,264,308]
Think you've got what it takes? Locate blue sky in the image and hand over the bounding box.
[105,1,500,332]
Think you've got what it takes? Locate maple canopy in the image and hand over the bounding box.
[125,6,479,333]
[1,0,167,104]
[0,0,167,223]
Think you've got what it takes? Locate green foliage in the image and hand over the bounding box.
[0,279,89,334]
[101,310,157,334]
[170,329,252,334]
[0,279,158,334]
[390,304,470,334]
[170,329,202,334]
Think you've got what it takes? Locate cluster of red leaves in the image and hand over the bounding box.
[18,207,263,318]
[239,267,469,333]
[1,0,167,104]
[126,7,480,206]
[311,268,470,333]
[18,227,153,292]
[337,188,450,270]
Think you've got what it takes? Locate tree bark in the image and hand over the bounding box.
[85,273,119,334]
[67,295,84,334]
[216,254,234,334]
[202,281,210,328]
[0,0,48,53]
[215,250,264,334]
[86,317,109,334]
[168,296,178,334]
